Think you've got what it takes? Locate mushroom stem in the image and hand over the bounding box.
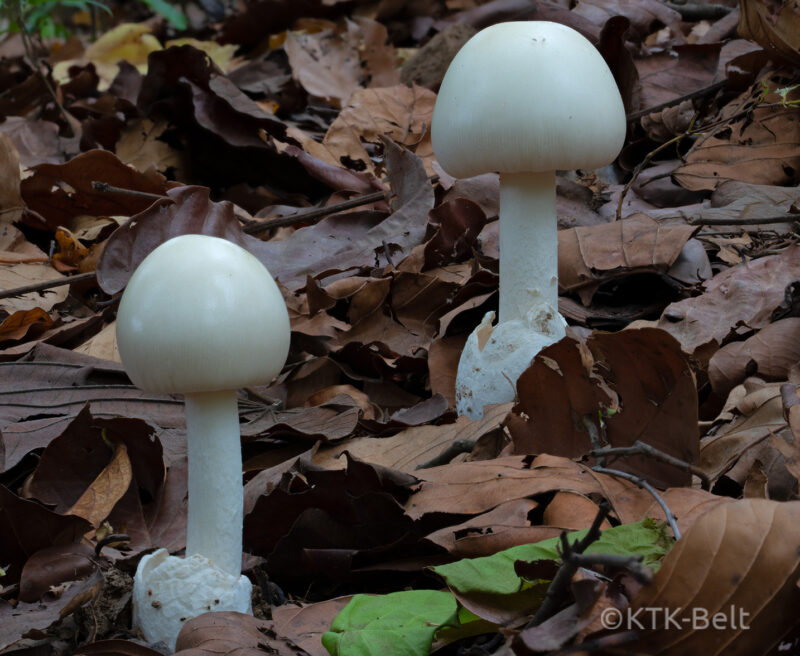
[498,170,558,323]
[184,389,243,578]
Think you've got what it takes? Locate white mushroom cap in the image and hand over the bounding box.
[431,21,627,178]
[116,234,291,394]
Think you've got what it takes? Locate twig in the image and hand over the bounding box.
[94,533,130,557]
[625,80,727,123]
[529,503,611,627]
[0,271,97,300]
[690,215,800,226]
[591,439,710,490]
[12,4,76,137]
[91,181,166,201]
[593,466,681,540]
[563,552,653,584]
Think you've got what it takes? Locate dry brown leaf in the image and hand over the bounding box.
[738,0,800,66]
[508,328,698,488]
[322,84,435,173]
[74,321,122,363]
[630,498,800,655]
[558,214,698,304]
[406,454,610,520]
[175,611,303,656]
[66,442,132,527]
[655,244,800,355]
[0,263,67,313]
[272,598,353,656]
[674,77,800,191]
[0,133,23,225]
[541,491,613,531]
[708,318,800,395]
[0,308,54,343]
[313,402,511,472]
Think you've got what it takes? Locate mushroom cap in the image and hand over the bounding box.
[431,21,627,179]
[116,234,291,394]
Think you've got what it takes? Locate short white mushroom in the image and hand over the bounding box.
[431,21,626,419]
[115,234,291,649]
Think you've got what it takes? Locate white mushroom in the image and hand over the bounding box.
[431,21,626,419]
[115,234,291,649]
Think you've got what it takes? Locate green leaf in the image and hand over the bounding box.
[431,519,673,598]
[141,0,186,30]
[322,591,459,656]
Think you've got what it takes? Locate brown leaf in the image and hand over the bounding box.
[20,149,170,232]
[558,214,698,304]
[66,442,133,527]
[0,484,91,586]
[322,85,436,173]
[406,454,609,520]
[0,133,23,225]
[0,308,54,343]
[508,328,698,488]
[96,185,247,295]
[674,77,800,191]
[699,383,797,498]
[654,244,800,355]
[76,638,166,656]
[313,402,511,473]
[630,498,800,655]
[18,543,97,603]
[272,598,353,656]
[709,318,800,395]
[634,44,720,110]
[175,611,305,656]
[738,0,800,66]
[0,263,67,314]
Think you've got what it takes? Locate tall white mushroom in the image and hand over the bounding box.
[115,234,291,649]
[431,21,626,419]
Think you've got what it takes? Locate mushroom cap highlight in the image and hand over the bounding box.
[116,234,291,394]
[431,21,627,179]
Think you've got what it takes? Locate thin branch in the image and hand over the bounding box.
[593,466,681,540]
[690,215,800,226]
[625,80,727,123]
[91,181,166,201]
[591,439,710,490]
[529,503,611,627]
[0,271,97,300]
[565,552,653,584]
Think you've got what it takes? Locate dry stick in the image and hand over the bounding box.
[0,271,96,301]
[690,215,800,226]
[591,439,711,490]
[625,80,727,123]
[1,181,416,301]
[566,552,653,585]
[593,466,681,540]
[528,502,611,628]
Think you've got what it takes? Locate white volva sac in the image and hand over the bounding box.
[116,234,291,649]
[431,21,626,419]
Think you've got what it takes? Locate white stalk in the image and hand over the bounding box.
[184,389,243,577]
[498,170,558,323]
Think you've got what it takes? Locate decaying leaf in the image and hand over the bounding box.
[631,498,800,655]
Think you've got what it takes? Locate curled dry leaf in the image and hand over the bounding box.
[738,0,800,66]
[674,77,800,191]
[708,318,800,395]
[174,611,304,656]
[655,244,800,356]
[630,498,800,655]
[507,328,698,488]
[558,214,698,305]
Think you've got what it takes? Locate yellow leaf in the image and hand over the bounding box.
[67,442,132,527]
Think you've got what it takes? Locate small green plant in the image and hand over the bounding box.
[0,0,186,39]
